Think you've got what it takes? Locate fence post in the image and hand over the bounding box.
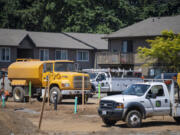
[82,75,85,110]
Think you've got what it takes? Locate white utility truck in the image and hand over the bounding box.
[83,69,143,95]
[98,78,180,128]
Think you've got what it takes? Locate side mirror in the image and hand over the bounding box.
[146,93,157,99]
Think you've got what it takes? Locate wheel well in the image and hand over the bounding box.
[123,107,144,121]
[50,84,59,90]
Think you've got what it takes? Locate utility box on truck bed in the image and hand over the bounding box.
[8,60,91,103]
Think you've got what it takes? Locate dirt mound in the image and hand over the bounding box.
[0,109,41,135]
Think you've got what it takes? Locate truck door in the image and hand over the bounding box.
[146,85,170,116]
[96,73,110,92]
[42,63,53,87]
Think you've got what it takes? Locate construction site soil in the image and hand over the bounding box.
[1,98,180,135]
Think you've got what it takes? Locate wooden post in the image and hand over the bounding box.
[82,75,85,111]
[38,76,48,129]
[47,75,50,106]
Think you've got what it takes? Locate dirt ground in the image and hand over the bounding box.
[1,97,180,135]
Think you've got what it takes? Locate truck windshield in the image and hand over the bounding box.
[88,73,98,79]
[55,62,75,72]
[122,84,150,96]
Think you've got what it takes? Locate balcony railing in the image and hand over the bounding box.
[96,52,134,65]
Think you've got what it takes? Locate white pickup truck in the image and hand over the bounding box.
[83,69,143,95]
[98,79,180,127]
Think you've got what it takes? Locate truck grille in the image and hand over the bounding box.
[73,76,90,89]
[100,100,115,109]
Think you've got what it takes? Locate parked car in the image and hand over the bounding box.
[83,69,143,95]
[98,77,180,128]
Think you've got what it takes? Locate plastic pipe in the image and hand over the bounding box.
[29,81,31,97]
[2,95,5,108]
[74,96,78,114]
[98,83,101,99]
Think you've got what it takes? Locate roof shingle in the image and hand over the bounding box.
[65,32,108,50]
[104,15,180,39]
[0,29,27,46]
[28,31,93,49]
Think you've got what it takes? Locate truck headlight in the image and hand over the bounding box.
[115,103,124,109]
[62,83,70,87]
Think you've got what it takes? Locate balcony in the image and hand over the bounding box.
[96,52,134,65]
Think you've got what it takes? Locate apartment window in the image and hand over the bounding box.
[39,49,49,61]
[122,40,133,53]
[55,50,68,60]
[0,48,10,62]
[77,51,89,61]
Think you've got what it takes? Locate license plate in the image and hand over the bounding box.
[102,110,107,115]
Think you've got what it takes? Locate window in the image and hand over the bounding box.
[39,49,49,61]
[0,48,10,62]
[148,85,164,97]
[55,62,76,72]
[122,84,150,96]
[112,49,118,52]
[122,40,133,53]
[55,50,68,60]
[77,51,89,61]
[97,73,106,81]
[43,63,53,72]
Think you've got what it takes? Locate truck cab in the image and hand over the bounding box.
[98,79,180,127]
[89,72,111,93]
[8,60,91,103]
[83,68,143,94]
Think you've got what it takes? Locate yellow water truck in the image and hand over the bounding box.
[8,60,91,103]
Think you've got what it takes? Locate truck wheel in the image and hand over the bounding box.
[102,118,116,126]
[125,110,142,128]
[78,95,88,104]
[13,87,25,102]
[174,117,180,124]
[50,87,62,104]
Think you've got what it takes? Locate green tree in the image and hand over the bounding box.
[0,0,180,33]
[138,30,180,72]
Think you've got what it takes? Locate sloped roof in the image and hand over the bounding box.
[28,31,93,49]
[0,29,107,50]
[104,15,180,39]
[65,32,108,50]
[0,29,27,46]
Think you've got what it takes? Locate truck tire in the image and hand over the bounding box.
[78,95,88,104]
[125,110,142,128]
[174,117,180,124]
[102,118,116,126]
[13,87,25,102]
[50,87,62,104]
